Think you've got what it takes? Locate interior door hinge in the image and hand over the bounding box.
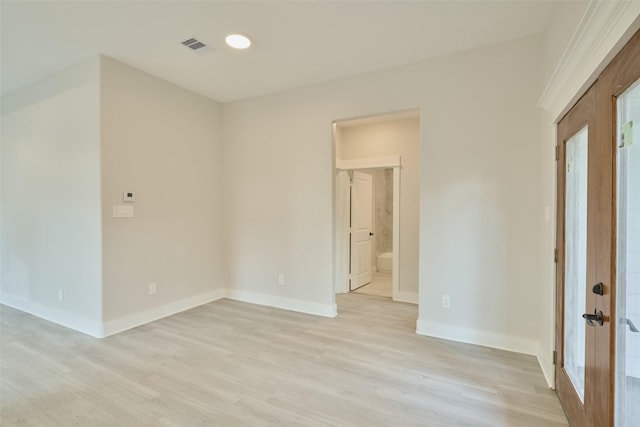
[554,248,558,263]
[555,145,559,161]
[553,350,557,365]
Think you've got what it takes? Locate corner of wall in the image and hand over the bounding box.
[225,288,337,318]
[1,56,103,327]
[536,347,555,389]
[0,292,103,338]
[99,58,225,323]
[394,292,418,304]
[100,289,225,337]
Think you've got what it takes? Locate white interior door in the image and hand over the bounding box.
[350,171,373,290]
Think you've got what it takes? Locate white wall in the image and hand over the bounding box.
[338,118,420,295]
[415,38,544,355]
[536,0,590,387]
[542,0,588,85]
[537,108,559,386]
[100,57,224,329]
[223,35,545,351]
[0,56,226,337]
[0,58,103,334]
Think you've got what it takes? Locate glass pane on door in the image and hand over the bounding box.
[615,79,640,427]
[564,126,589,402]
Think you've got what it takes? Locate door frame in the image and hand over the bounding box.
[554,29,640,427]
[335,155,401,301]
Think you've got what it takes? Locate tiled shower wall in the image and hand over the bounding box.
[374,169,393,256]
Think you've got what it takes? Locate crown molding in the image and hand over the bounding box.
[538,1,640,122]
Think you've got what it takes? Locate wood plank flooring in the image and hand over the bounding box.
[0,294,568,426]
[352,272,392,298]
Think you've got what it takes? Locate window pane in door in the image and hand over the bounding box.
[615,79,640,427]
[564,126,589,402]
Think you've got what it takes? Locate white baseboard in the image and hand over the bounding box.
[0,292,103,338]
[394,292,418,304]
[537,350,555,389]
[415,318,538,356]
[101,289,225,337]
[2,288,337,338]
[225,289,337,318]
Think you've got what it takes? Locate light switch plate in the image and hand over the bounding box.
[113,205,134,218]
[442,294,451,309]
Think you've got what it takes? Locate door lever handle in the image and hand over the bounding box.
[582,309,604,326]
[622,318,639,333]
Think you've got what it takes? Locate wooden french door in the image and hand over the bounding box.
[555,30,640,427]
[556,81,602,427]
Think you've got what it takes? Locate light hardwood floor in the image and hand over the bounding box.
[352,272,392,298]
[0,294,568,426]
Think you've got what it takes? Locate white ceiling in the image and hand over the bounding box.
[1,1,555,103]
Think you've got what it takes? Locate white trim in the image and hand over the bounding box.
[100,289,225,337]
[537,350,555,390]
[336,155,401,170]
[225,289,337,318]
[3,288,337,338]
[415,318,538,356]
[394,291,418,304]
[391,166,402,302]
[0,292,103,337]
[334,170,351,294]
[336,170,351,295]
[538,1,640,120]
[542,120,559,391]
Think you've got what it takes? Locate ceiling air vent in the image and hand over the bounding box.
[181,37,211,55]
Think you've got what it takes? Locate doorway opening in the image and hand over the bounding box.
[350,168,394,298]
[344,167,397,298]
[332,109,420,305]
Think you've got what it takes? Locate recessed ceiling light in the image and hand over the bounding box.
[225,34,251,49]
